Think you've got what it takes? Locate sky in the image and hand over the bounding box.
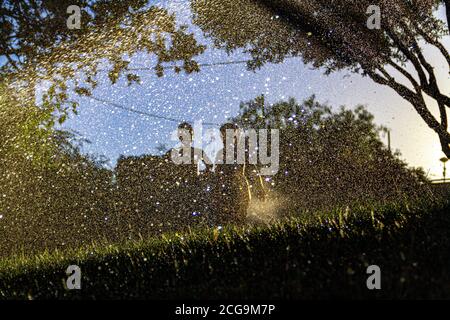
[60,0,450,179]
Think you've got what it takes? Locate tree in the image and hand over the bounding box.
[0,82,114,256]
[0,1,210,254]
[233,95,430,211]
[1,0,206,124]
[191,0,450,157]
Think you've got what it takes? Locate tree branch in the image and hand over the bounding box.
[444,0,450,34]
[367,67,450,140]
[416,26,450,66]
[411,39,450,108]
[385,29,429,88]
[387,60,420,93]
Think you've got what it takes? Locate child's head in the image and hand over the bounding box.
[177,122,194,143]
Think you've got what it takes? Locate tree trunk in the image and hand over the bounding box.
[445,0,450,33]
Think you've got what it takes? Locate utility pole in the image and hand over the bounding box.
[260,94,265,118]
[387,129,391,153]
[440,157,448,183]
[382,128,391,153]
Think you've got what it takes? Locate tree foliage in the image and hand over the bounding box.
[1,0,206,123]
[192,0,450,157]
[234,96,431,211]
[0,83,114,256]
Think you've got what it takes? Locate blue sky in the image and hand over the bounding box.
[59,0,449,179]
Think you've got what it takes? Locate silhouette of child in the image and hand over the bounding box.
[212,123,250,224]
[166,122,212,226]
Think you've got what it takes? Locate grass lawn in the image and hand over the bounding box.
[1,201,450,299]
